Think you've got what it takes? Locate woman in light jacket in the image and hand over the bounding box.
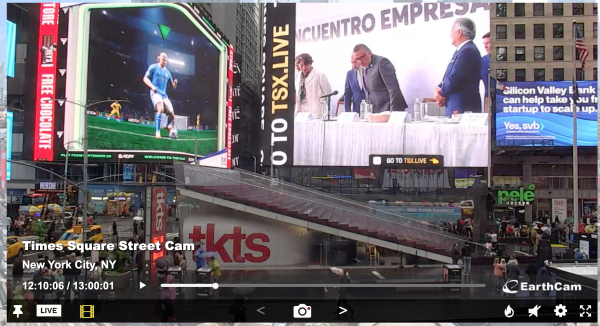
[295,53,332,119]
[493,258,505,290]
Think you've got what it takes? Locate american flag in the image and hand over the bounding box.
[575,28,589,68]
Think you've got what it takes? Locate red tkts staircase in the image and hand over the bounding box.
[179,165,476,262]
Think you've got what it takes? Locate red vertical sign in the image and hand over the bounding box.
[1,152,6,189]
[151,187,167,277]
[226,44,234,168]
[33,3,60,161]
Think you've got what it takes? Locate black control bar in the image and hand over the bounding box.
[9,299,596,323]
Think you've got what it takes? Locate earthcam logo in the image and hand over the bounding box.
[118,154,134,159]
[502,279,519,294]
[503,280,582,294]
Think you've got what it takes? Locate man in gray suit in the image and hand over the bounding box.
[353,44,408,113]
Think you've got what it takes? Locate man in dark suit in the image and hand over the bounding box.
[481,32,491,108]
[435,18,483,116]
[353,44,408,113]
[343,54,366,113]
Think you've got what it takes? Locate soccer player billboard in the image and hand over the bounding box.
[53,3,232,162]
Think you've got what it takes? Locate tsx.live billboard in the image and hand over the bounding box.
[495,81,597,147]
[35,3,235,164]
[262,3,491,168]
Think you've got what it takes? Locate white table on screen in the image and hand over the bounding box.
[293,120,488,167]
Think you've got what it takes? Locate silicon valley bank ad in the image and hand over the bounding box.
[496,81,597,147]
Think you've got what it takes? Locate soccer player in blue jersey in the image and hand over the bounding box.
[143,52,178,138]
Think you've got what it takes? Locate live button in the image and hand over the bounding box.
[36,304,62,317]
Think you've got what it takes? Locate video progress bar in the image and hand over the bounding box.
[161,283,486,288]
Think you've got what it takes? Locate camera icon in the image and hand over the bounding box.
[293,304,312,318]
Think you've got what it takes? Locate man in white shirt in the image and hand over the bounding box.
[295,53,332,118]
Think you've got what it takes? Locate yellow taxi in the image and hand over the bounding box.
[54,225,104,256]
[7,236,25,261]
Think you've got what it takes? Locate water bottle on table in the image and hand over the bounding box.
[359,100,367,120]
[414,98,421,121]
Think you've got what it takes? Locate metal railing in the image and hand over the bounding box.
[238,170,469,232]
[180,165,486,255]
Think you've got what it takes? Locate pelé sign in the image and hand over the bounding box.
[498,184,536,206]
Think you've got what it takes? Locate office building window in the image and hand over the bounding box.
[594,4,598,14]
[553,46,564,61]
[594,45,598,60]
[534,46,545,61]
[515,69,526,81]
[515,24,526,39]
[534,24,545,39]
[553,24,564,38]
[515,47,526,61]
[594,68,598,81]
[514,3,525,16]
[576,68,585,81]
[496,25,507,39]
[497,47,507,61]
[496,3,507,17]
[533,4,544,16]
[574,23,584,38]
[496,69,507,82]
[553,4,563,16]
[553,68,564,81]
[572,3,584,15]
[534,69,545,81]
[594,23,598,38]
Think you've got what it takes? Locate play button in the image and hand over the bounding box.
[338,306,347,315]
[140,282,146,289]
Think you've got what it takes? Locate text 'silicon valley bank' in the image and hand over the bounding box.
[80,305,94,318]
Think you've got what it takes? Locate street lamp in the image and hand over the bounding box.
[53,98,130,240]
[61,139,82,228]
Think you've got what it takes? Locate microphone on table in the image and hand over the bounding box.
[320,90,338,98]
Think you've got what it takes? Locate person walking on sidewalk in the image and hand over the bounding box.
[451,243,460,265]
[12,257,24,287]
[136,248,145,283]
[507,255,519,267]
[525,262,538,296]
[335,269,355,319]
[493,258,505,290]
[112,221,118,237]
[194,243,206,268]
[484,241,493,256]
[461,243,472,275]
[206,257,221,282]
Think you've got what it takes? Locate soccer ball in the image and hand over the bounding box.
[169,129,178,139]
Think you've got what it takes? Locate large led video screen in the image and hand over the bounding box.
[7,21,16,78]
[261,3,491,168]
[495,81,598,147]
[6,111,13,180]
[60,4,228,161]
